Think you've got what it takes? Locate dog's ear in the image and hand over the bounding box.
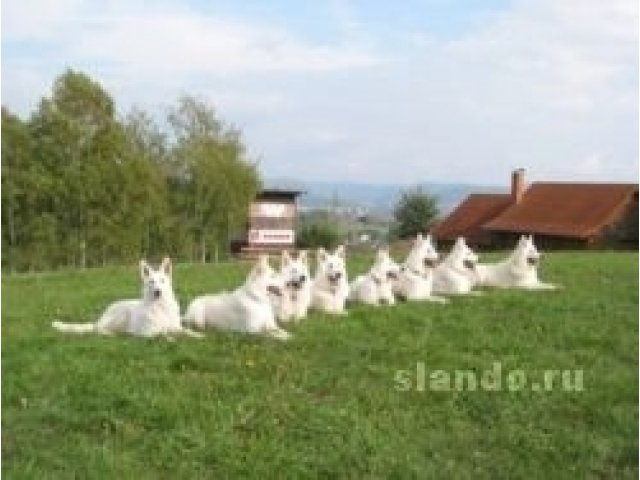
[251,255,267,275]
[139,260,151,279]
[280,250,290,268]
[334,245,345,259]
[259,254,271,272]
[161,257,172,277]
[298,250,308,265]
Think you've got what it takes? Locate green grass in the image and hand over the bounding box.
[2,251,638,478]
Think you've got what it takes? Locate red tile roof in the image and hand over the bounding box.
[484,183,638,239]
[432,193,512,241]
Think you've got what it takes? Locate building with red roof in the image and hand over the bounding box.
[433,169,638,248]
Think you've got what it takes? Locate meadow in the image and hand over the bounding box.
[2,250,638,478]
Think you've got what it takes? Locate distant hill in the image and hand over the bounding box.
[265,178,504,219]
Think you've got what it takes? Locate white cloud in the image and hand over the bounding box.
[1,0,84,41]
[445,0,638,114]
[5,1,381,75]
[1,0,637,184]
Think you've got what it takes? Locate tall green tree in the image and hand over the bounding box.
[122,107,172,258]
[2,108,36,270]
[28,69,125,267]
[393,186,439,239]
[1,71,262,271]
[168,96,260,262]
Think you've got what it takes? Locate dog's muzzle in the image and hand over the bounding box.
[153,289,162,299]
[527,257,539,266]
[286,280,299,290]
[286,276,306,290]
[387,271,399,280]
[267,285,282,297]
[423,258,438,269]
[463,260,476,270]
[328,272,342,285]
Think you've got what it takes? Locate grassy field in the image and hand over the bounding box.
[2,251,638,478]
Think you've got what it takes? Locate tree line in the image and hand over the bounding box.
[2,69,261,272]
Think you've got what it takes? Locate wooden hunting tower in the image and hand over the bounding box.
[238,189,302,257]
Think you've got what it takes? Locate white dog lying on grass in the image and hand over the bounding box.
[349,248,400,306]
[183,255,291,340]
[393,233,448,303]
[432,237,481,295]
[273,250,312,322]
[311,245,349,315]
[52,258,202,338]
[476,235,558,290]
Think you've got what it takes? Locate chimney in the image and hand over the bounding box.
[511,168,526,203]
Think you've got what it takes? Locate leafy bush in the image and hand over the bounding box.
[296,221,344,249]
[392,186,439,239]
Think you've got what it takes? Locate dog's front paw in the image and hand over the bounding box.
[184,328,204,338]
[266,328,292,341]
[424,295,448,304]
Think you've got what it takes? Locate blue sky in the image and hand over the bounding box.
[2,0,638,185]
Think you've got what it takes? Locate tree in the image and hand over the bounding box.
[296,211,345,249]
[122,107,172,258]
[392,186,439,239]
[1,71,261,271]
[168,95,260,262]
[28,69,126,267]
[2,108,35,270]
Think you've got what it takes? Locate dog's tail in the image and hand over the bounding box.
[52,320,96,334]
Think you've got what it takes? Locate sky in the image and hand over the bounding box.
[2,0,638,185]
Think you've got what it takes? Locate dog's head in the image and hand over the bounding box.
[280,250,310,291]
[514,234,541,268]
[405,233,440,274]
[450,237,479,271]
[316,245,347,286]
[247,255,284,298]
[370,247,401,282]
[140,257,173,301]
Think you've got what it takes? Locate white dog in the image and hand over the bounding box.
[52,258,201,338]
[311,245,349,315]
[273,250,312,322]
[432,237,481,295]
[183,255,291,340]
[476,235,557,289]
[393,233,448,303]
[349,248,399,306]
